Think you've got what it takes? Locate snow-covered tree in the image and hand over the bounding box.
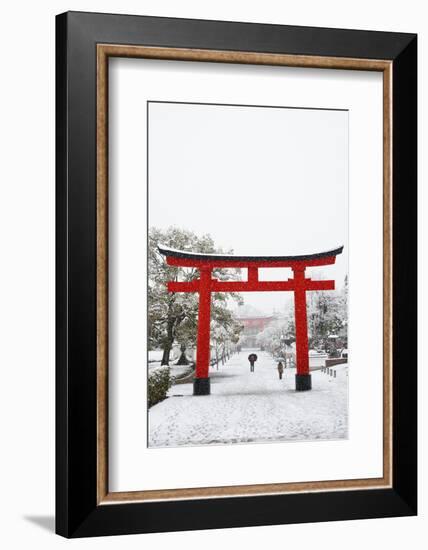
[148,226,243,365]
[211,311,242,368]
[305,273,348,349]
[256,318,293,357]
[256,274,348,357]
[338,275,348,342]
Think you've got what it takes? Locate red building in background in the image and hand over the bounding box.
[236,314,276,348]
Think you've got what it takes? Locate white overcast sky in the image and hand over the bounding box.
[148,102,348,313]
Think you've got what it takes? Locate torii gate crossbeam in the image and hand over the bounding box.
[159,245,343,395]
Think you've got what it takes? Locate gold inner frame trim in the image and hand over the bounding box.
[96,44,393,505]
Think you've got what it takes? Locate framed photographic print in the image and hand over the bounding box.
[56,11,417,538]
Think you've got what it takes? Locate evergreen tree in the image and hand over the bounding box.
[148,226,243,365]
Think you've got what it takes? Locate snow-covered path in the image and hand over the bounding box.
[148,350,348,448]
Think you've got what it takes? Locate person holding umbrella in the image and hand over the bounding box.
[248,353,258,372]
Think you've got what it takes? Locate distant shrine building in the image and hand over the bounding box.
[236,314,276,348]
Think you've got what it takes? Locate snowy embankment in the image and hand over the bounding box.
[148,350,348,448]
[148,350,193,381]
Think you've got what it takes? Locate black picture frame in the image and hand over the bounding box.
[56,11,417,538]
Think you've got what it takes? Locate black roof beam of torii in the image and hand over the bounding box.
[158,244,344,268]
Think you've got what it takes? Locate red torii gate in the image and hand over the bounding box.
[159,245,343,395]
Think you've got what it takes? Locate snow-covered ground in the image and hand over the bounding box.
[148,350,164,362]
[148,350,348,448]
[149,361,193,381]
[148,349,194,380]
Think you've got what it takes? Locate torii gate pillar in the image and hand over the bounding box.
[293,267,311,391]
[193,268,212,396]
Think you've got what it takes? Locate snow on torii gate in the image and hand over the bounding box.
[159,245,343,395]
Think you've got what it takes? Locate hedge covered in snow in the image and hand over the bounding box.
[148,366,172,408]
